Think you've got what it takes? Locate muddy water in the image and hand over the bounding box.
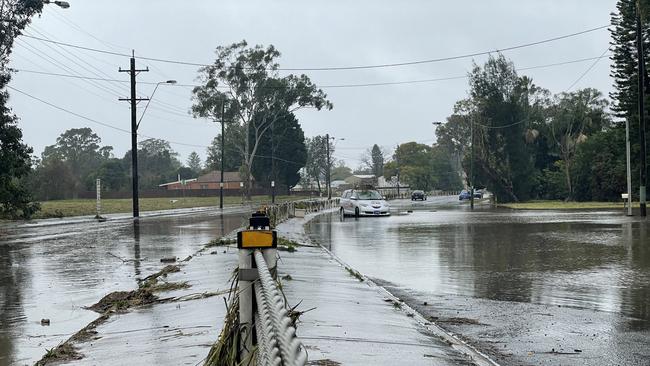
[0,209,247,366]
[305,198,650,363]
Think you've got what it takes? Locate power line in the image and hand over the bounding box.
[7,85,311,166]
[11,53,613,90]
[565,46,611,91]
[19,25,609,71]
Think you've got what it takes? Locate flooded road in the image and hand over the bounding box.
[0,208,248,366]
[306,197,650,365]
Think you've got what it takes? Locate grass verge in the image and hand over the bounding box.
[499,200,635,210]
[33,195,311,219]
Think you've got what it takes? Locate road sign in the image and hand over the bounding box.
[237,230,277,249]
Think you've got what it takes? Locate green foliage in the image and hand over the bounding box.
[331,161,353,181]
[371,144,384,177]
[303,135,332,192]
[192,41,332,198]
[573,127,627,201]
[609,0,650,194]
[386,142,442,191]
[205,129,241,173]
[250,112,307,192]
[124,138,181,190]
[186,151,202,175]
[547,89,611,199]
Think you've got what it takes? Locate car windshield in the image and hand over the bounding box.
[356,190,383,200]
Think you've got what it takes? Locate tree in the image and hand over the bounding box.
[40,128,111,195]
[430,145,463,190]
[0,0,44,218]
[331,160,353,181]
[573,127,627,201]
[384,142,437,191]
[250,111,307,192]
[304,136,332,193]
[610,0,650,194]
[187,151,202,174]
[547,89,611,199]
[359,144,385,177]
[192,41,332,198]
[94,159,128,192]
[205,125,243,173]
[124,138,181,189]
[456,55,547,202]
[371,144,384,177]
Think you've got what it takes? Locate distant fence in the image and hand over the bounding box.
[382,190,461,200]
[71,189,322,200]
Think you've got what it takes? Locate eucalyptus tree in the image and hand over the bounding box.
[192,41,332,198]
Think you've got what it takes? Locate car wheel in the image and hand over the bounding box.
[354,207,360,218]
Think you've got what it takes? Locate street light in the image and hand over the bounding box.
[1,0,69,22]
[43,1,71,8]
[137,80,177,128]
[325,135,344,200]
[432,121,443,145]
[129,79,176,218]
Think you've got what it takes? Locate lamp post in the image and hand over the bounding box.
[219,101,227,209]
[129,79,176,218]
[432,121,443,145]
[43,0,70,8]
[325,135,344,200]
[137,80,177,128]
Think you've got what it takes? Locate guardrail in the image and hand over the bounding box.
[266,198,340,226]
[253,250,306,365]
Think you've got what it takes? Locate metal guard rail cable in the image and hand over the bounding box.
[253,250,307,366]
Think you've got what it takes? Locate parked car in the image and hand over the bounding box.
[411,190,427,201]
[459,190,472,200]
[473,190,483,199]
[340,189,391,217]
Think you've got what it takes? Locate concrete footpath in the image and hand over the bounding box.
[56,210,495,365]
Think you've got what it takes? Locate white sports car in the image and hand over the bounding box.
[340,189,391,217]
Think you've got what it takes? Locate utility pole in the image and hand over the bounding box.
[326,134,331,200]
[271,119,276,204]
[637,4,647,217]
[119,51,149,218]
[220,101,225,209]
[470,117,475,210]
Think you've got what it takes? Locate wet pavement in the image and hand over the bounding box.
[0,206,249,366]
[68,209,491,366]
[305,197,650,365]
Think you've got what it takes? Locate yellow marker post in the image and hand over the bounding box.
[237,230,277,249]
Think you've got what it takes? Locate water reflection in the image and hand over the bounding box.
[133,221,142,277]
[0,210,247,365]
[307,207,650,329]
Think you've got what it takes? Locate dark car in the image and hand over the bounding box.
[459,190,471,200]
[411,190,426,201]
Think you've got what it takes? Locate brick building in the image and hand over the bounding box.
[159,171,245,190]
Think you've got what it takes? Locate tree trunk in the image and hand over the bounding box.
[563,160,573,201]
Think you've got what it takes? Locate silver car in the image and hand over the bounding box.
[340,189,391,217]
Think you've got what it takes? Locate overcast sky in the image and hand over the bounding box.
[8,0,616,169]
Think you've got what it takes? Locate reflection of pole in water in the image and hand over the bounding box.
[327,212,333,251]
[133,220,142,277]
[220,213,225,237]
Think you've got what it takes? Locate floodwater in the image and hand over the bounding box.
[306,197,650,365]
[0,208,248,366]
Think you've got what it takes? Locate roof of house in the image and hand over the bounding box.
[197,171,244,183]
[159,178,198,187]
